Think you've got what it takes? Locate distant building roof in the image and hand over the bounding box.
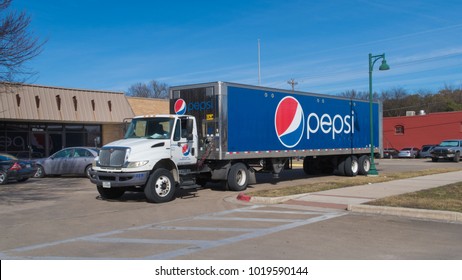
[0,83,134,123]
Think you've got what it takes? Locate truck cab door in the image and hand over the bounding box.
[170,117,198,166]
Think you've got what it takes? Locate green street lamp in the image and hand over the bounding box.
[368,53,390,176]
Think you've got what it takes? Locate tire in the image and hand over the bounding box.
[344,156,359,177]
[97,185,125,199]
[34,165,45,178]
[144,168,176,203]
[227,162,249,191]
[358,155,371,175]
[454,152,460,163]
[431,157,438,162]
[84,165,92,179]
[0,171,8,185]
[335,157,346,176]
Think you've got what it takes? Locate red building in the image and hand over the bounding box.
[383,111,462,150]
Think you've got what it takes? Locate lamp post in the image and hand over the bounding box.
[368,53,390,176]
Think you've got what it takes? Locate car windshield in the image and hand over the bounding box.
[401,148,411,151]
[439,141,459,147]
[124,117,174,140]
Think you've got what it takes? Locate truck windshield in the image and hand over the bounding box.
[124,117,174,139]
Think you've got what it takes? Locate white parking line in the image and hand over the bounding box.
[1,206,346,259]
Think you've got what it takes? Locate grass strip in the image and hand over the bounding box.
[367,182,462,213]
[246,168,460,198]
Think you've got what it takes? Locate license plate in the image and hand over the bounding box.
[102,181,111,188]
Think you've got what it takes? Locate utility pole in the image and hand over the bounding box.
[287,78,298,91]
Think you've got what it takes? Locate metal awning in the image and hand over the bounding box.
[0,83,135,123]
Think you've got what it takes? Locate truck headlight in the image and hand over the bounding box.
[126,160,149,168]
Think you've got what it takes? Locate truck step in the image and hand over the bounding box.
[179,184,200,190]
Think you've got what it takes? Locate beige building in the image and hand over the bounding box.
[127,96,169,116]
[0,83,168,157]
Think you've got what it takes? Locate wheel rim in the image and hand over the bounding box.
[363,159,371,172]
[236,169,247,186]
[34,167,42,178]
[155,175,172,197]
[351,160,359,173]
[0,172,5,183]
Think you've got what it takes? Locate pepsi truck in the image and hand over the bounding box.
[90,81,382,203]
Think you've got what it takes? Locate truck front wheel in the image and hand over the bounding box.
[227,163,249,191]
[144,169,176,203]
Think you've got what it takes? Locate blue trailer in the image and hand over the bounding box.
[91,81,382,203]
[170,81,382,189]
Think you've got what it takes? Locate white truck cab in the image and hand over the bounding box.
[90,114,199,203]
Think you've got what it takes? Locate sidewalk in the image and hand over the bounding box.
[238,170,462,223]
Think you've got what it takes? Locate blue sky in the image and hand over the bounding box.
[11,0,462,95]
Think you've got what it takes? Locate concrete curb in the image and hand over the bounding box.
[348,204,462,223]
[237,193,307,204]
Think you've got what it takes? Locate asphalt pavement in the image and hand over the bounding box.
[237,170,462,223]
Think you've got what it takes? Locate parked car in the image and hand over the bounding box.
[0,153,37,185]
[383,148,399,159]
[34,147,99,178]
[431,139,462,162]
[419,144,436,158]
[398,147,420,158]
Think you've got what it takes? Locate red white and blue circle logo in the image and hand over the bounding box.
[274,96,305,148]
[174,99,186,115]
[182,144,190,156]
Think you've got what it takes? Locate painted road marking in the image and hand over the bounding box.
[1,205,346,259]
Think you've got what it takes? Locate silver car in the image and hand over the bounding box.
[34,147,99,178]
[398,147,420,158]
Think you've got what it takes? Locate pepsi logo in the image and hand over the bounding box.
[274,96,305,148]
[174,99,187,115]
[182,144,190,156]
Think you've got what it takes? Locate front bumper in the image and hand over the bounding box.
[431,150,456,159]
[89,169,149,188]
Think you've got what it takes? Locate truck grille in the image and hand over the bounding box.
[98,147,128,167]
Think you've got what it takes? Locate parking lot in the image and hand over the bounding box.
[1,158,462,259]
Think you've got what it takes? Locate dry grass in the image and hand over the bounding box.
[246,167,462,213]
[246,168,460,197]
[368,182,462,213]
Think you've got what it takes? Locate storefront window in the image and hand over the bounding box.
[0,122,101,156]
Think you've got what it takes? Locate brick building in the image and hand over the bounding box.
[383,111,462,150]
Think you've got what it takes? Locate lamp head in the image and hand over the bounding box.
[379,59,390,71]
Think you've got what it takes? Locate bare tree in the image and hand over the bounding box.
[0,0,44,83]
[126,80,169,99]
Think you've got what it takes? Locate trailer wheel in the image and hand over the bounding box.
[344,156,359,177]
[227,163,249,191]
[335,157,346,176]
[358,155,371,175]
[97,186,125,199]
[144,169,176,203]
